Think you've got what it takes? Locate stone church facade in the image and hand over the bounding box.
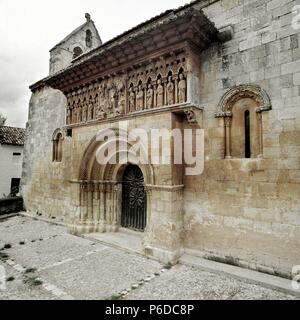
[22,0,300,278]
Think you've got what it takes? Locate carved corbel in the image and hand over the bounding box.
[184,109,197,124]
[184,108,203,127]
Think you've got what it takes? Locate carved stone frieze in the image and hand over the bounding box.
[65,53,187,126]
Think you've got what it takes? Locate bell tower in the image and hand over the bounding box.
[49,13,102,75]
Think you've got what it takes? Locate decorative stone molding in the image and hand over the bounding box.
[216,85,272,159]
[65,102,203,130]
[51,128,64,141]
[31,7,218,93]
[145,184,184,192]
[215,111,232,119]
[215,84,272,117]
[65,53,188,126]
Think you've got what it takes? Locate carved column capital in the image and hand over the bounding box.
[80,182,89,192]
[145,185,153,195]
[98,183,105,193]
[224,116,232,127]
[215,111,232,118]
[113,183,122,193]
[87,182,95,193]
[256,105,271,113]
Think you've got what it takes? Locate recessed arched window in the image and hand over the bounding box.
[216,85,272,159]
[86,30,92,48]
[73,46,83,59]
[52,130,63,162]
[230,98,260,158]
[244,110,251,158]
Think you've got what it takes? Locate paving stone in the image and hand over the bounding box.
[125,265,298,301]
[0,261,56,300]
[1,217,299,300]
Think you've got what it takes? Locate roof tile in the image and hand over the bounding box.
[0,126,25,146]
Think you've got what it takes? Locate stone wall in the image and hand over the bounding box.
[21,86,68,221]
[22,0,300,276]
[182,0,300,277]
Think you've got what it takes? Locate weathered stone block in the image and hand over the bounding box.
[281,60,300,75]
[239,35,262,51]
[293,72,300,85]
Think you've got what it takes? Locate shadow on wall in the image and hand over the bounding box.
[0,197,24,216]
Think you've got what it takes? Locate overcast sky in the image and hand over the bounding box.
[0,0,189,128]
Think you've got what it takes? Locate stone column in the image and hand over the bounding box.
[153,84,157,107]
[112,183,122,232]
[98,182,106,233]
[105,183,112,232]
[117,183,122,230]
[163,80,167,106]
[87,183,93,219]
[80,182,88,223]
[144,87,147,110]
[145,186,152,231]
[224,116,232,159]
[111,183,117,232]
[257,112,264,158]
[175,78,178,104]
[93,182,100,232]
[86,183,94,233]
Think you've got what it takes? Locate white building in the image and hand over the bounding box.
[0,126,25,198]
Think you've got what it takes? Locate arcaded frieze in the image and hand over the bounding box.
[66,53,188,125]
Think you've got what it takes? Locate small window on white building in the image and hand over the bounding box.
[12,152,22,163]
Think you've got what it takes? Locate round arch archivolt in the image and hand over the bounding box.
[73,127,155,235]
[78,127,155,185]
[215,84,272,117]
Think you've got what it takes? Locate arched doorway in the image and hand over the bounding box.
[121,165,147,232]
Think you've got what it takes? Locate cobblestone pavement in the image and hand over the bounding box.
[0,216,298,300]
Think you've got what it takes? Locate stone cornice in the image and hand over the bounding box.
[30,8,218,93]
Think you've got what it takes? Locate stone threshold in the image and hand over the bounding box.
[17,212,300,298]
[82,228,144,258]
